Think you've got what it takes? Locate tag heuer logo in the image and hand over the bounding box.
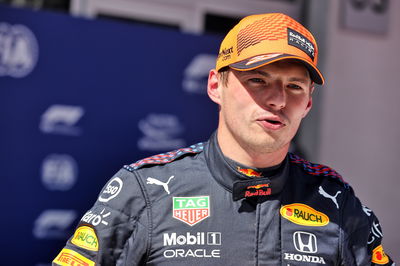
[173,196,210,226]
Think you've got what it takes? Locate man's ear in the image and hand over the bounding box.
[207,69,222,105]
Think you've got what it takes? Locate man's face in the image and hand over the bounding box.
[208,60,313,156]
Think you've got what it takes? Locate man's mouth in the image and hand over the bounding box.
[257,117,285,130]
[265,119,282,125]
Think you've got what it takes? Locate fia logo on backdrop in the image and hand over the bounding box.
[0,22,38,78]
[41,154,78,191]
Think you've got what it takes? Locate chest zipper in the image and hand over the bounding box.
[255,201,261,266]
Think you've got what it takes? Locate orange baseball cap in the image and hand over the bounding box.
[216,13,324,85]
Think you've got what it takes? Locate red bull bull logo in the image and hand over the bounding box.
[247,184,270,190]
[237,167,262,177]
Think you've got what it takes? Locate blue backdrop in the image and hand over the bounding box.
[0,5,220,265]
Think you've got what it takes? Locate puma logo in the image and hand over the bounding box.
[318,186,341,209]
[146,176,174,194]
[362,205,372,216]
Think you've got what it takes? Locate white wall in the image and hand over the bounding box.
[320,0,399,261]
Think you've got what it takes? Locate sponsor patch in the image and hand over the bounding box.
[293,231,317,253]
[236,167,262,177]
[163,232,222,259]
[284,253,326,264]
[232,178,272,201]
[98,177,123,202]
[280,204,329,226]
[318,186,341,209]
[244,183,271,198]
[53,248,95,266]
[81,208,111,227]
[146,176,174,194]
[372,245,389,264]
[173,196,209,226]
[287,28,315,60]
[368,221,383,244]
[163,232,221,246]
[71,226,99,251]
[218,46,233,61]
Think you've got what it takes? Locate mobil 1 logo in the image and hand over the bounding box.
[163,231,222,259]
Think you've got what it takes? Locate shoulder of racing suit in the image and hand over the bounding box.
[288,152,350,189]
[123,142,205,172]
[288,153,394,265]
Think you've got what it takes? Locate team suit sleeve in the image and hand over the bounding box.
[52,168,150,265]
[340,187,394,265]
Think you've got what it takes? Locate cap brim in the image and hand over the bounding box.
[229,54,324,85]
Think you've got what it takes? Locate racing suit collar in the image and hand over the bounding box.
[205,132,289,201]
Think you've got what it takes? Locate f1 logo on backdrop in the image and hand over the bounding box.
[39,104,85,136]
[182,54,216,94]
[0,22,39,78]
[293,231,318,254]
[33,209,77,239]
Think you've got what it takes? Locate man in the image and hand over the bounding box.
[53,13,394,265]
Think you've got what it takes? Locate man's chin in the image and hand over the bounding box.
[246,138,287,154]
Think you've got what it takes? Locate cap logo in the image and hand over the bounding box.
[245,54,282,66]
[218,46,233,61]
[287,28,315,61]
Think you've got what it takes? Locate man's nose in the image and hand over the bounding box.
[265,82,286,110]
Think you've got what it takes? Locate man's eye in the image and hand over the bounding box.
[287,84,303,90]
[248,78,265,84]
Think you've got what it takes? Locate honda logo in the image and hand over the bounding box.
[293,231,317,253]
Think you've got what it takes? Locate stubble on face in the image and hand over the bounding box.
[216,61,312,165]
[221,91,293,156]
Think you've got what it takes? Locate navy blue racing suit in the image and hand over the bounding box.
[53,133,394,265]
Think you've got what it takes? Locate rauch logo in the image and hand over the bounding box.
[71,226,99,251]
[372,245,389,264]
[173,196,210,226]
[280,203,329,226]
